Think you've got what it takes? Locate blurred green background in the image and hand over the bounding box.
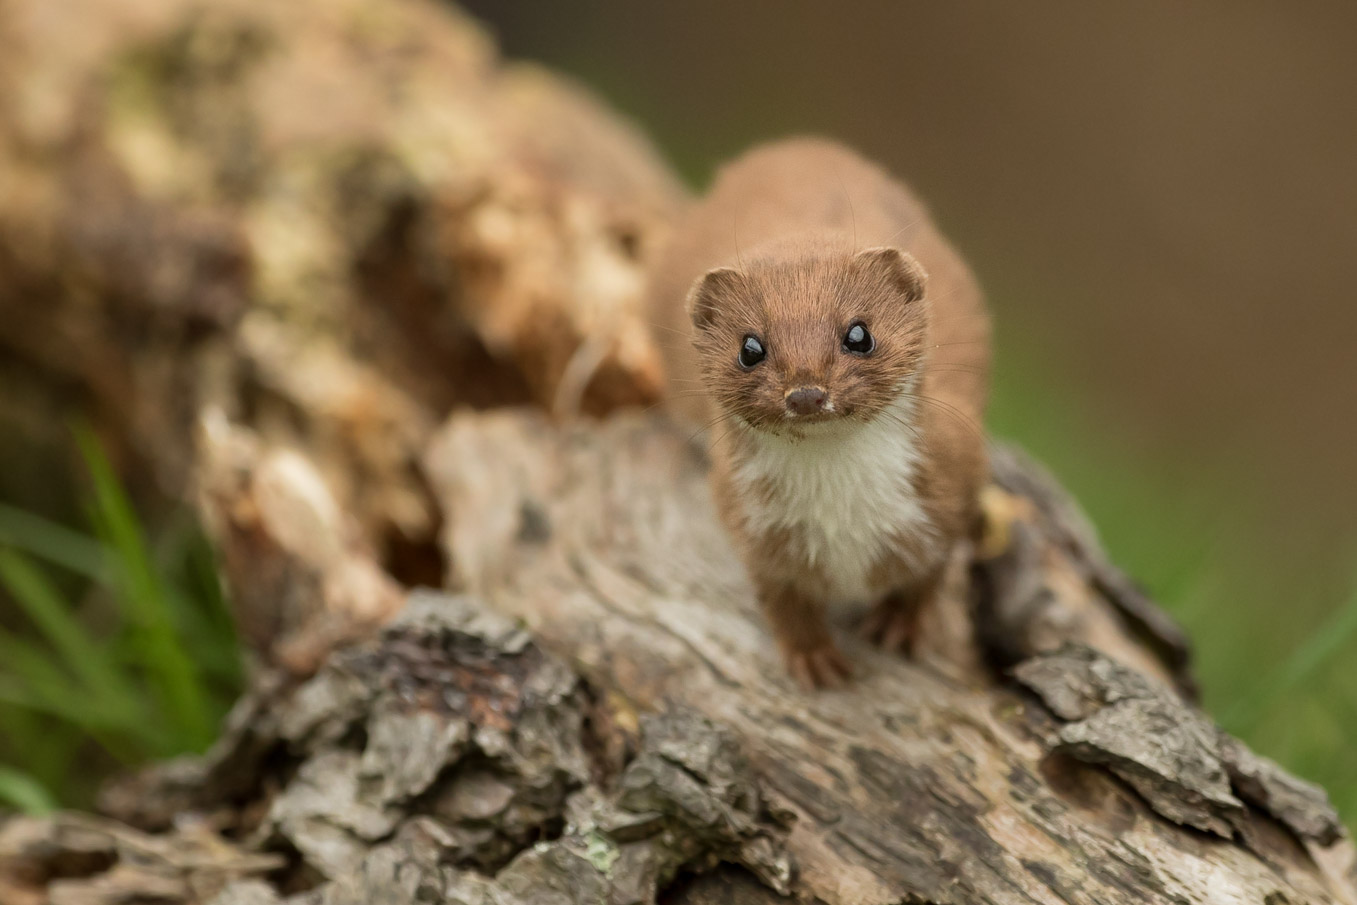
[1,0,1353,824]
[455,0,1357,817]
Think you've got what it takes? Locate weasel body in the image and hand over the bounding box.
[650,138,991,687]
[733,392,932,606]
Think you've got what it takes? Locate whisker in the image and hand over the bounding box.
[927,310,993,326]
[875,409,926,445]
[879,212,928,248]
[647,321,691,338]
[924,357,989,368]
[706,419,744,453]
[925,366,988,377]
[635,390,714,418]
[637,398,670,416]
[687,410,738,447]
[833,165,858,253]
[900,392,985,443]
[732,214,747,271]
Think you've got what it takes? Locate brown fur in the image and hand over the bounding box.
[649,137,991,688]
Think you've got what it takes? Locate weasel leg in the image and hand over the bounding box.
[759,582,851,690]
[862,568,944,655]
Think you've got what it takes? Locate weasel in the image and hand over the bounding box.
[650,138,991,688]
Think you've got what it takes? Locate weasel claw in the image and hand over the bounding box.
[786,642,853,690]
[862,599,922,655]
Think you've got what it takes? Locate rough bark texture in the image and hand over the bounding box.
[422,410,1353,905]
[0,0,683,667]
[1,0,1354,902]
[0,0,680,598]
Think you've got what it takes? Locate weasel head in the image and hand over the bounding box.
[687,245,928,438]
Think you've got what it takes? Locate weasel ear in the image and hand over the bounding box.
[686,267,744,330]
[854,246,927,303]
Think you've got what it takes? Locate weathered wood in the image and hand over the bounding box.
[5,595,798,905]
[0,0,679,581]
[423,409,1355,905]
[1,0,684,667]
[0,812,284,905]
[9,409,1350,904]
[1014,645,1340,846]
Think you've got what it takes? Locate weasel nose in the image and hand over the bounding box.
[785,386,828,416]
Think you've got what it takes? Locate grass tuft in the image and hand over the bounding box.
[0,432,241,811]
[0,766,58,815]
[1225,575,1357,734]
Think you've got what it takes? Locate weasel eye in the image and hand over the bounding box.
[738,334,766,369]
[843,321,875,356]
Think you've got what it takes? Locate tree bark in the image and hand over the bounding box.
[419,409,1353,905]
[0,0,1353,902]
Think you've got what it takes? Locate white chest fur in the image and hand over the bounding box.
[731,396,933,603]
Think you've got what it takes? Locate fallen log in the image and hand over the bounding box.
[5,413,1351,903]
[420,409,1353,904]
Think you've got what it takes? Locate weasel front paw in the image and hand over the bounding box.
[783,640,853,690]
[861,592,923,654]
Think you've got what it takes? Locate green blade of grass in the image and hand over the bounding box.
[160,591,242,686]
[74,427,214,751]
[0,766,58,815]
[1,434,240,807]
[0,703,83,800]
[1224,578,1357,734]
[0,502,107,580]
[182,533,243,688]
[0,628,165,763]
[0,548,140,714]
[0,628,89,706]
[0,677,142,745]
